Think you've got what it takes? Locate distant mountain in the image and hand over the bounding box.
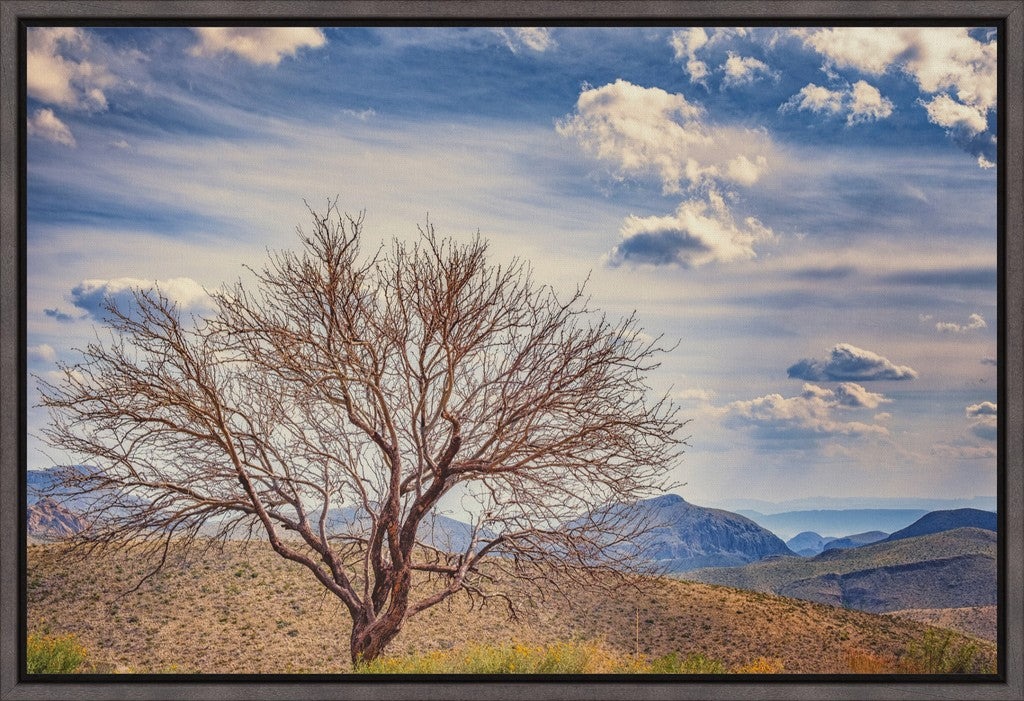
[684,527,997,632]
[709,495,997,515]
[737,509,927,541]
[27,465,101,511]
[884,509,996,542]
[27,497,86,539]
[778,554,996,613]
[785,531,836,557]
[629,494,794,572]
[822,531,888,551]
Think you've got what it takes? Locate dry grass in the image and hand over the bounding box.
[27,540,996,674]
[886,606,997,642]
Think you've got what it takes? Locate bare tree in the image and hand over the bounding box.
[38,203,685,664]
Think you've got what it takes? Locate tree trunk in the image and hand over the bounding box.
[350,617,404,666]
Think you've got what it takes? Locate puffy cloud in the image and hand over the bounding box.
[847,80,894,124]
[921,93,988,135]
[607,191,773,268]
[68,277,211,320]
[936,312,987,334]
[27,344,57,364]
[784,83,845,114]
[27,27,115,110]
[781,80,893,125]
[27,108,76,147]
[559,80,777,269]
[787,343,918,381]
[970,416,997,441]
[722,52,777,87]
[795,27,996,163]
[496,27,556,53]
[557,79,774,194]
[189,28,326,65]
[670,28,710,83]
[981,357,998,366]
[966,401,997,417]
[720,384,890,440]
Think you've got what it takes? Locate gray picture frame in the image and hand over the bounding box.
[1,2,1021,699]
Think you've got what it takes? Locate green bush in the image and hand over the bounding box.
[903,629,994,674]
[26,632,88,674]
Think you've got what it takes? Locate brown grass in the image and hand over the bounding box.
[26,540,996,674]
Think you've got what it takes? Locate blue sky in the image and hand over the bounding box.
[25,25,998,506]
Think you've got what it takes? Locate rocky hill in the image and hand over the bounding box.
[785,531,836,556]
[884,508,996,542]
[634,494,794,572]
[26,497,86,539]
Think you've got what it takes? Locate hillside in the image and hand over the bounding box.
[26,539,993,674]
[633,494,794,571]
[823,531,888,551]
[684,528,995,596]
[777,554,996,613]
[886,606,997,643]
[884,509,996,542]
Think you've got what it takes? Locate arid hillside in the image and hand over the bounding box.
[27,540,994,674]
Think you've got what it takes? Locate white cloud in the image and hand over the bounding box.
[788,343,918,381]
[27,27,116,110]
[670,28,710,84]
[921,94,988,135]
[936,312,987,333]
[781,80,892,125]
[847,80,894,124]
[68,276,211,320]
[719,383,890,440]
[966,401,997,417]
[721,52,777,87]
[27,344,57,364]
[189,27,327,65]
[497,27,556,53]
[795,27,996,162]
[607,191,773,268]
[784,83,845,114]
[557,79,774,194]
[340,108,377,121]
[27,108,76,147]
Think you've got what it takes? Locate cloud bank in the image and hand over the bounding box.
[787,343,918,381]
[720,382,890,440]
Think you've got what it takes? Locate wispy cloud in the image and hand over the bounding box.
[495,27,556,54]
[935,312,987,334]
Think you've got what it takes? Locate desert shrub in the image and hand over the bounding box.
[26,632,88,674]
[844,649,901,673]
[357,641,645,674]
[733,656,785,674]
[902,629,994,674]
[649,652,727,674]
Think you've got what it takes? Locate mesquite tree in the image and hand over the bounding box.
[39,204,685,663]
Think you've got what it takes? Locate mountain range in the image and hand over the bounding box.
[737,509,929,541]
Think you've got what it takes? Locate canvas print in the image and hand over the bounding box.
[24,25,999,676]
